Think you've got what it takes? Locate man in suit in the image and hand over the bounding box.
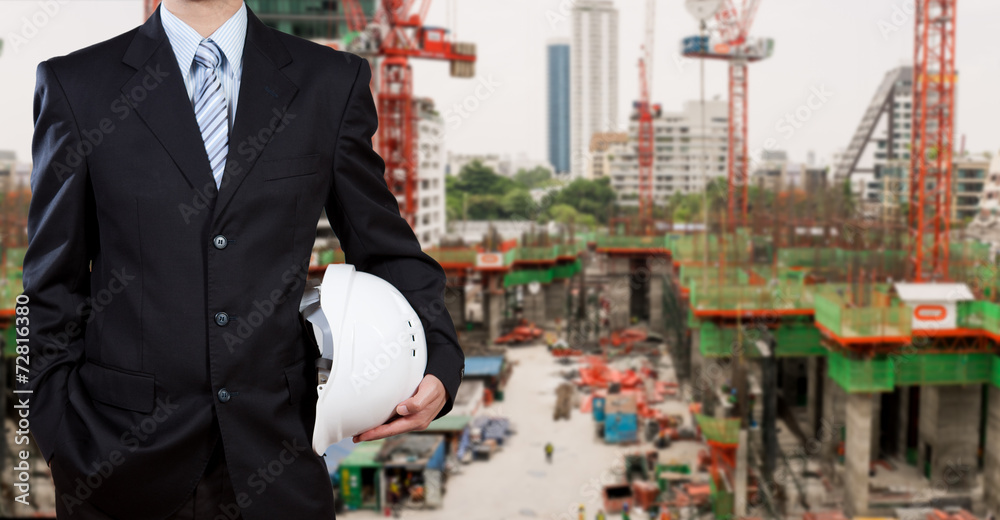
[19,0,465,518]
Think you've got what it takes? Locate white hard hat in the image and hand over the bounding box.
[300,264,427,454]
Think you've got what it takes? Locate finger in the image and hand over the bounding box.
[396,376,444,416]
[355,413,429,442]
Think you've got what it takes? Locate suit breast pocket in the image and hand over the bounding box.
[261,154,321,181]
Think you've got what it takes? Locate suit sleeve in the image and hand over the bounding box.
[325,57,464,419]
[18,61,98,462]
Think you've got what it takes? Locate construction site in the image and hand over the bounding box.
[2,0,999,519]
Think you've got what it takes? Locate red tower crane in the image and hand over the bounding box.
[682,0,771,228]
[908,0,957,281]
[145,1,476,229]
[343,0,476,228]
[636,0,657,233]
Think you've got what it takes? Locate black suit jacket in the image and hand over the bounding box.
[19,6,464,519]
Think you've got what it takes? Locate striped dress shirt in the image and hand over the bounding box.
[160,2,247,130]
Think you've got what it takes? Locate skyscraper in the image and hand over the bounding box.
[570,0,619,179]
[548,39,571,176]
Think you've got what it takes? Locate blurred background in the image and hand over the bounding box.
[2,1,1000,519]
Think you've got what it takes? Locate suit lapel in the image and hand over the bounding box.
[121,8,217,194]
[121,6,299,214]
[214,8,298,218]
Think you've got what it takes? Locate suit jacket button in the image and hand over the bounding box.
[218,388,231,403]
[215,312,230,326]
[213,235,228,250]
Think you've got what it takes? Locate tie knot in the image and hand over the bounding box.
[194,39,222,70]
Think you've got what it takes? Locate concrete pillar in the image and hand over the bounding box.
[483,274,506,344]
[443,285,465,331]
[804,357,820,440]
[544,278,567,323]
[734,429,749,517]
[870,392,882,461]
[897,388,910,464]
[523,285,546,325]
[602,256,631,332]
[647,258,671,338]
[984,385,1000,515]
[919,385,982,490]
[648,275,665,336]
[821,374,847,482]
[844,393,874,517]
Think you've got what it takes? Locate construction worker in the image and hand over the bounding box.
[622,502,631,520]
[658,504,671,520]
[545,442,554,463]
[595,510,606,520]
[578,504,585,520]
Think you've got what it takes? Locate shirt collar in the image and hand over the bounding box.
[160,2,247,79]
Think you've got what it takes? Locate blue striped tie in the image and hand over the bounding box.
[193,39,228,189]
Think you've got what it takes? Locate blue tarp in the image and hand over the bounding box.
[473,417,511,445]
[464,356,504,377]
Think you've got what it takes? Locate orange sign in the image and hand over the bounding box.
[476,253,503,268]
[913,305,946,321]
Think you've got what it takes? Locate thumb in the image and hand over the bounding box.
[395,379,429,416]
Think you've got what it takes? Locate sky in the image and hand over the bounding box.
[1,0,999,169]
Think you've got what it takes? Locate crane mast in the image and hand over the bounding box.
[909,0,957,281]
[636,0,656,233]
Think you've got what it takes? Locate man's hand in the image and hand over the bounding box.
[352,374,447,443]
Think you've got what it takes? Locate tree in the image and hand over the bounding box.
[513,166,553,190]
[544,177,616,224]
[502,189,537,220]
[452,160,516,195]
[547,203,597,228]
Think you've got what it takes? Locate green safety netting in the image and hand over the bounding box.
[813,291,910,339]
[550,259,581,279]
[509,246,558,263]
[689,280,813,313]
[775,322,825,357]
[3,325,17,357]
[957,300,1000,336]
[893,353,994,386]
[503,267,554,288]
[828,351,894,393]
[595,234,670,250]
[993,355,1000,389]
[4,247,27,270]
[554,243,583,257]
[669,230,751,255]
[709,478,734,520]
[777,247,838,268]
[698,321,739,358]
[695,413,740,444]
[678,266,744,288]
[315,249,345,266]
[426,248,477,265]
